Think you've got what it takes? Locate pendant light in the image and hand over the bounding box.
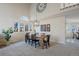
[34,5,40,27]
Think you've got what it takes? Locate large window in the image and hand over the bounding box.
[66,23,78,33]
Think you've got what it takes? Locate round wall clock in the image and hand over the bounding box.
[36,3,47,13]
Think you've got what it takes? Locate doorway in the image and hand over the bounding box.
[65,13,79,47]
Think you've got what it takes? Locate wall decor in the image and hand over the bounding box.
[41,25,44,31]
[40,24,50,32]
[44,24,46,31]
[25,25,28,31]
[36,3,47,13]
[14,22,18,32]
[25,23,32,31]
[29,23,32,31]
[47,24,50,32]
[20,23,24,32]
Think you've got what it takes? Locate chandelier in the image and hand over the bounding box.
[34,5,40,27]
[34,17,40,27]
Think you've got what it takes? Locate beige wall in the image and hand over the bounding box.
[0,3,31,42]
[30,3,65,44]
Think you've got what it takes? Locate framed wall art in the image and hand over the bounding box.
[20,23,24,32]
[25,25,28,31]
[47,24,50,32]
[40,24,50,32]
[14,22,18,32]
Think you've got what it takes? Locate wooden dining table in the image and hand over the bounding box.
[35,36,46,49]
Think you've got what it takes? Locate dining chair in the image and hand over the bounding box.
[43,35,50,49]
[40,33,46,49]
[31,34,40,48]
[25,33,32,44]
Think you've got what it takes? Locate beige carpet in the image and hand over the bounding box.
[0,41,79,56]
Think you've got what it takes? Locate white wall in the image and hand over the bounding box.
[0,3,31,42]
[30,3,61,21]
[30,3,65,44]
[0,3,30,33]
[40,16,65,44]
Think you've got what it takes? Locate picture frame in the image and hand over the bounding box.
[20,23,24,32]
[47,24,50,32]
[14,22,18,32]
[25,25,28,31]
[40,24,50,32]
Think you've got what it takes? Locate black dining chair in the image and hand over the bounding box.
[43,35,50,48]
[31,34,40,48]
[25,33,32,44]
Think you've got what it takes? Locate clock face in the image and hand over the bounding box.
[36,3,47,13]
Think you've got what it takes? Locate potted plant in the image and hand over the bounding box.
[2,27,13,41]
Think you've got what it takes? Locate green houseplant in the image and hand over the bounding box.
[2,27,13,41]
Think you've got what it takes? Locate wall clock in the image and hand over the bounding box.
[36,3,47,13]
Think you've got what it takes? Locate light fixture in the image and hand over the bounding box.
[34,5,40,27]
[34,19,40,27]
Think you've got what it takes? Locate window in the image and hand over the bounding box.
[20,16,29,21]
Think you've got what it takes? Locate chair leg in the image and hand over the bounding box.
[25,40,27,43]
[35,41,40,48]
[46,43,48,49]
[31,40,33,46]
[25,39,27,43]
[38,41,40,46]
[28,39,30,44]
[30,40,32,45]
[35,41,37,48]
[43,43,48,49]
[48,42,50,47]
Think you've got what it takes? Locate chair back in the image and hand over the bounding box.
[46,35,50,42]
[25,33,29,39]
[40,33,45,40]
[31,34,36,40]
